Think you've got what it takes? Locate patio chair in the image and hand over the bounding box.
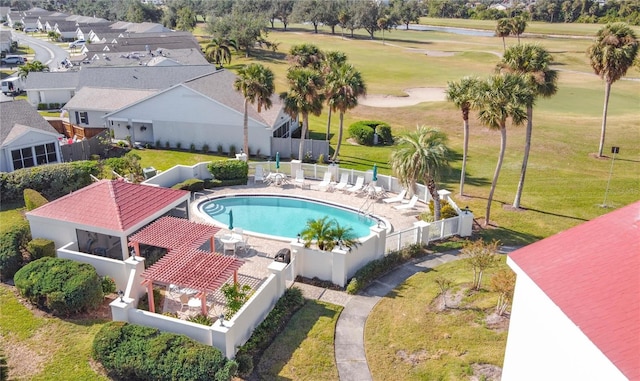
[254,165,265,183]
[346,176,365,194]
[382,189,407,204]
[179,294,190,312]
[316,171,333,191]
[333,173,350,191]
[294,169,306,189]
[233,227,249,254]
[394,195,419,211]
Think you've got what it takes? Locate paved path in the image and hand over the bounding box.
[334,250,462,381]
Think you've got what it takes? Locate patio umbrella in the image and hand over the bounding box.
[228,209,234,230]
[275,152,280,172]
[372,164,378,182]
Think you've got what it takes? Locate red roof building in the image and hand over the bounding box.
[503,201,640,380]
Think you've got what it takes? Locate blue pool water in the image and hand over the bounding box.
[199,196,376,239]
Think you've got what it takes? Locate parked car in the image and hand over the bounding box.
[68,39,86,49]
[1,56,25,65]
[23,27,38,33]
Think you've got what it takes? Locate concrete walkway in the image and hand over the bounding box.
[334,250,462,381]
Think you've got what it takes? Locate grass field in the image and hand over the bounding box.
[365,257,510,380]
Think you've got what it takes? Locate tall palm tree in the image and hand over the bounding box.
[288,43,325,70]
[322,51,348,142]
[445,76,480,196]
[510,16,527,44]
[587,22,639,157]
[233,64,275,156]
[496,18,511,51]
[204,37,237,68]
[498,44,558,209]
[17,60,47,79]
[473,74,533,227]
[327,63,367,162]
[390,126,450,221]
[280,68,325,160]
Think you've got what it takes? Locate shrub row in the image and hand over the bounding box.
[0,221,31,281]
[14,257,104,315]
[37,102,63,110]
[171,178,205,192]
[207,160,248,182]
[23,188,48,211]
[348,120,393,146]
[235,287,306,377]
[93,322,237,381]
[346,243,426,294]
[0,161,100,203]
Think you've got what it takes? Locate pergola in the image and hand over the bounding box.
[129,216,244,315]
[141,247,244,315]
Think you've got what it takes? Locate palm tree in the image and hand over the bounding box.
[510,16,527,44]
[496,18,511,51]
[390,126,450,221]
[327,63,367,162]
[473,74,533,227]
[322,51,348,142]
[17,60,47,79]
[445,76,480,196]
[497,44,558,209]
[288,43,324,70]
[300,217,359,251]
[233,64,275,156]
[204,37,237,68]
[280,68,325,160]
[587,22,639,157]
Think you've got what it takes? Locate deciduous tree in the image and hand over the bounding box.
[462,239,499,291]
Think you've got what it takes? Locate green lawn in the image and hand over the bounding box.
[254,300,342,380]
[365,257,510,380]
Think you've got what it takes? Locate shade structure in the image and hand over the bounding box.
[372,164,378,181]
[275,152,280,170]
[228,209,234,230]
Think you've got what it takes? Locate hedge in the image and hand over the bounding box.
[171,178,205,191]
[346,244,426,294]
[14,257,104,315]
[348,120,393,146]
[26,238,55,260]
[0,221,31,281]
[235,287,305,377]
[0,161,100,203]
[93,322,238,381]
[207,160,248,183]
[23,188,48,211]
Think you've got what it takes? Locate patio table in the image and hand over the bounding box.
[220,234,242,254]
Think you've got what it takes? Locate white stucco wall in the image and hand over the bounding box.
[502,258,627,381]
[0,131,61,172]
[27,89,75,107]
[69,109,108,128]
[106,86,273,156]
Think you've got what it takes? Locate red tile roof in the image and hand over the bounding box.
[509,201,640,380]
[128,216,220,250]
[27,179,189,231]
[141,247,244,294]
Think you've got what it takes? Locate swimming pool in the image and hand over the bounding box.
[199,195,378,240]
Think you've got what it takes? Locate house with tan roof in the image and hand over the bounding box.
[503,201,640,380]
[0,100,62,172]
[103,69,295,157]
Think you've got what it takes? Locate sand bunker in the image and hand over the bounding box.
[359,87,446,108]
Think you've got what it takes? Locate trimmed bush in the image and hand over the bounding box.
[23,188,48,211]
[204,178,220,189]
[93,322,237,381]
[375,123,393,144]
[0,221,31,281]
[26,238,55,260]
[207,160,248,184]
[171,178,205,191]
[346,244,425,294]
[0,161,99,203]
[235,287,305,377]
[348,123,375,145]
[101,276,116,295]
[14,257,104,315]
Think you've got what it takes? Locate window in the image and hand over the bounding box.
[11,143,57,170]
[79,112,89,124]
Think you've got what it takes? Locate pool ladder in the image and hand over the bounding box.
[358,197,375,216]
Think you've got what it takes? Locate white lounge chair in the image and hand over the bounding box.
[383,189,407,204]
[346,176,365,193]
[294,169,307,189]
[254,165,265,183]
[333,173,349,191]
[394,195,419,210]
[316,171,333,191]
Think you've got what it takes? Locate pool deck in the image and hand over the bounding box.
[187,178,428,298]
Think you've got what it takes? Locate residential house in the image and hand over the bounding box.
[79,48,209,68]
[53,20,80,41]
[0,6,11,21]
[502,201,639,380]
[0,100,62,172]
[103,69,294,156]
[0,30,12,53]
[107,21,170,34]
[80,34,201,55]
